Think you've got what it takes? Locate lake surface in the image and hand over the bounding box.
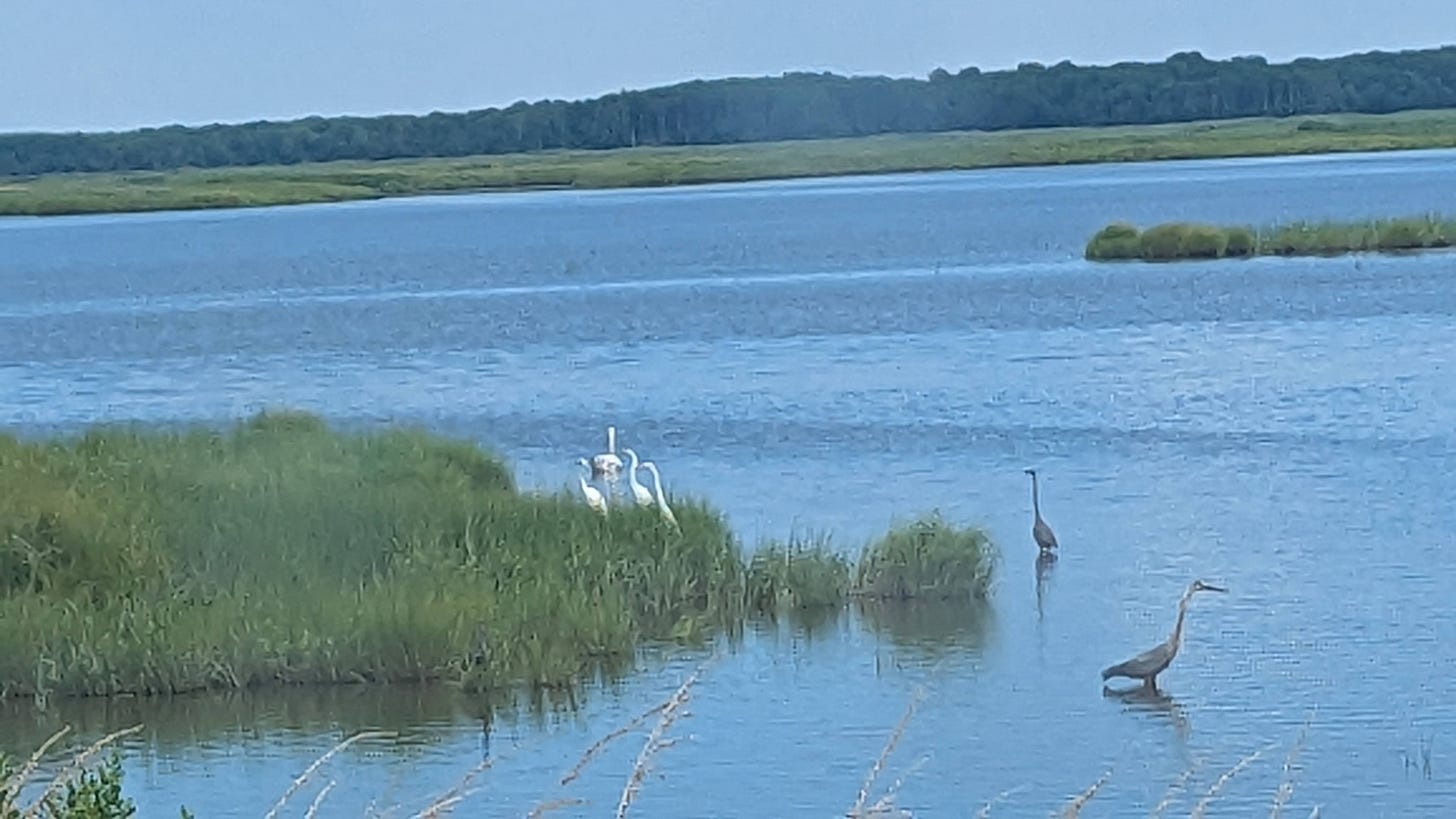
[3,149,1456,816]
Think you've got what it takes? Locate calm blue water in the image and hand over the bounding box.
[3,149,1456,816]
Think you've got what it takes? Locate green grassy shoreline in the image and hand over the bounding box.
[0,411,995,705]
[4,108,1456,216]
[1086,214,1456,261]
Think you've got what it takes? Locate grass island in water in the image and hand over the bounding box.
[1085,214,1456,262]
[0,411,995,704]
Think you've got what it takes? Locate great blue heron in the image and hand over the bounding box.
[640,460,679,529]
[1102,579,1227,689]
[590,425,624,490]
[1023,468,1059,553]
[575,458,608,516]
[621,447,654,508]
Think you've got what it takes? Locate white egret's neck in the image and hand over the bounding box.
[645,463,666,501]
[624,450,647,491]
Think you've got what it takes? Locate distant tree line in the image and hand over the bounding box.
[5,46,1456,176]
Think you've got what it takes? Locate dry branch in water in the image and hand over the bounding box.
[264,730,395,819]
[1059,766,1114,818]
[1151,761,1200,819]
[560,700,670,786]
[614,664,706,819]
[19,724,144,818]
[1270,712,1316,818]
[410,754,501,819]
[0,725,72,803]
[1190,742,1276,819]
[974,784,1028,819]
[849,685,927,817]
[304,780,337,819]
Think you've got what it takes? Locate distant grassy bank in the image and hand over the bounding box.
[4,108,1456,216]
[0,412,994,703]
[1085,214,1456,261]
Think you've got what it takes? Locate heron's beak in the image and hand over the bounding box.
[1204,584,1227,593]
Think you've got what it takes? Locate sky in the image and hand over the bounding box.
[4,0,1454,133]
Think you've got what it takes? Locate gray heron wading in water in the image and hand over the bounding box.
[1102,579,1226,689]
[1023,468,1059,553]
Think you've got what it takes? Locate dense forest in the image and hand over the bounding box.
[4,46,1456,177]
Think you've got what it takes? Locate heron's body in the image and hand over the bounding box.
[1102,580,1226,688]
[640,461,679,529]
[1024,469,1059,552]
[622,448,654,508]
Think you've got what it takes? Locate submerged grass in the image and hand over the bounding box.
[0,412,995,704]
[5,108,1456,216]
[1086,214,1456,261]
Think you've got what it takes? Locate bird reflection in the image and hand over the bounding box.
[1102,684,1192,744]
[1034,551,1057,622]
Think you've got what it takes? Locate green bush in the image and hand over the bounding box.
[1138,222,1191,260]
[1181,223,1230,258]
[1377,219,1427,249]
[1084,222,1142,260]
[746,537,852,610]
[855,514,995,600]
[1223,225,1256,256]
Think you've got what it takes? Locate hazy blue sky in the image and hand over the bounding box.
[5,0,1453,132]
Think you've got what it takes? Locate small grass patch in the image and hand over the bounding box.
[854,514,995,601]
[745,535,853,610]
[1085,213,1456,261]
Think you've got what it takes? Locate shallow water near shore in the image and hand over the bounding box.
[3,150,1456,815]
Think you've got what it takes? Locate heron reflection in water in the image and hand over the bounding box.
[1102,684,1193,744]
[1034,550,1056,623]
[1102,579,1226,690]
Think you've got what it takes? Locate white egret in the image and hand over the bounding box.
[575,458,608,516]
[621,447,654,508]
[639,460,679,529]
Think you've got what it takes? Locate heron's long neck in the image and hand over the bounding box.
[1030,474,1041,517]
[1168,592,1193,650]
[648,467,666,504]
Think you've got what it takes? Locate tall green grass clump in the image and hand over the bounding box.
[1083,222,1142,260]
[854,514,995,601]
[745,536,853,610]
[0,411,743,701]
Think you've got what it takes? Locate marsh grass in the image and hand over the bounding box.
[6,108,1456,216]
[745,534,852,610]
[0,412,745,701]
[1086,213,1456,261]
[1,413,997,704]
[854,514,995,601]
